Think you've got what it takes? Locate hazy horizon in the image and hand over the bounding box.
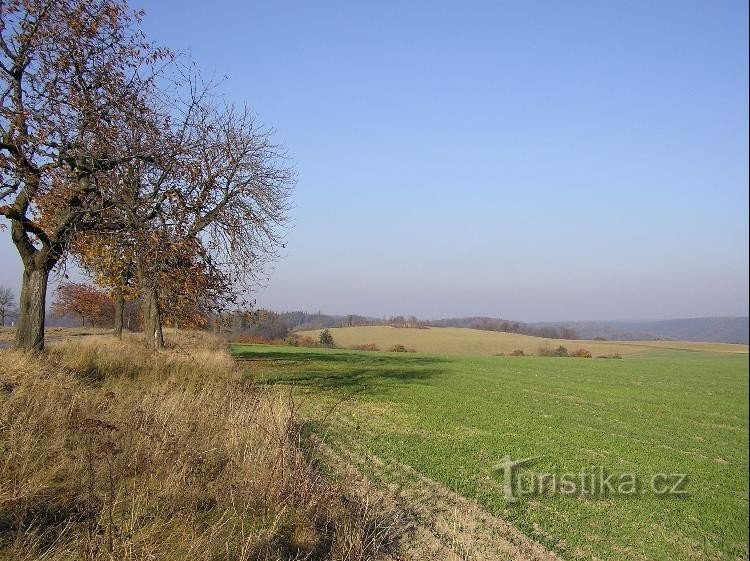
[1,0,748,322]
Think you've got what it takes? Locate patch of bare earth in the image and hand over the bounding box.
[314,434,561,561]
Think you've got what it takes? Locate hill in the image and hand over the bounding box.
[296,325,749,357]
[532,316,749,344]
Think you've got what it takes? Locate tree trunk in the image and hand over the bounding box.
[141,291,154,348]
[153,301,164,348]
[113,287,124,338]
[141,286,164,349]
[15,265,49,351]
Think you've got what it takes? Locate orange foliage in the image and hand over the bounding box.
[52,283,113,327]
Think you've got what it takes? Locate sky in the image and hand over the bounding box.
[1,0,748,321]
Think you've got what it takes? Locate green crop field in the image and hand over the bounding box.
[233,343,749,560]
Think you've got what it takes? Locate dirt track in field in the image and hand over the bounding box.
[317,429,561,561]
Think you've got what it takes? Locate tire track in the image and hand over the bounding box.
[314,420,561,561]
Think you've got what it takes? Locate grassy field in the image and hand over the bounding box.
[234,343,749,561]
[296,326,749,357]
[0,325,110,342]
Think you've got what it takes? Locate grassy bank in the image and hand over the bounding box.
[0,333,395,561]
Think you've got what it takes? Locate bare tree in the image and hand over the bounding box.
[98,98,294,349]
[0,285,16,325]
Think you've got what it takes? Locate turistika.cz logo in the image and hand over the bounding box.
[492,456,688,503]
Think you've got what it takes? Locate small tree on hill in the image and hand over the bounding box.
[319,329,334,348]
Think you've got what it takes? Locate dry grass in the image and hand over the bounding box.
[297,326,749,357]
[0,326,111,343]
[0,332,396,561]
[349,344,381,352]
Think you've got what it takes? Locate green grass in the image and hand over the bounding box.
[232,344,749,561]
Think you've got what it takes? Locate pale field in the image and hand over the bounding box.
[0,325,111,342]
[297,325,749,356]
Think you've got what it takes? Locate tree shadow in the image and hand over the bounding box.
[234,346,448,393]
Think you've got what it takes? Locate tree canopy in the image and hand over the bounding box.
[1,0,294,349]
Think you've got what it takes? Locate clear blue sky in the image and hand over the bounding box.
[1,0,748,321]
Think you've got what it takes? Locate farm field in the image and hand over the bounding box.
[296,326,749,357]
[233,343,749,561]
[0,326,110,343]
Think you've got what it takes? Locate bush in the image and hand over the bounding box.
[570,348,592,358]
[388,344,408,353]
[298,336,319,348]
[285,334,299,346]
[319,329,335,347]
[234,335,290,346]
[268,338,288,346]
[350,343,380,351]
[593,336,607,341]
[234,334,271,344]
[510,349,525,356]
[538,345,569,357]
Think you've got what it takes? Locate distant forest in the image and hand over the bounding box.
[230,311,579,341]
[230,311,748,344]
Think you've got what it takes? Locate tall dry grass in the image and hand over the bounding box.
[0,332,396,560]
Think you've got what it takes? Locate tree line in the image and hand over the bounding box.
[425,317,579,339]
[221,309,579,341]
[1,0,294,349]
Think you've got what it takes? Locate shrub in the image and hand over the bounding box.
[596,353,623,359]
[234,334,271,344]
[351,343,380,351]
[570,348,593,358]
[319,329,335,347]
[298,336,319,348]
[593,336,607,341]
[268,338,288,346]
[285,334,299,346]
[538,345,569,357]
[510,349,525,356]
[389,344,408,353]
[234,335,291,346]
